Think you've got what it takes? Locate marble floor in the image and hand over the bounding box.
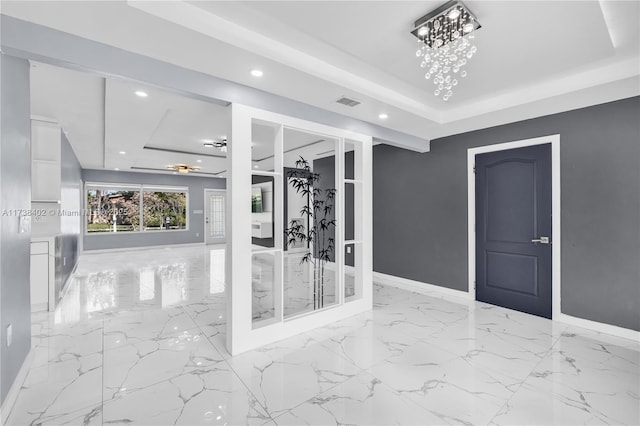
[6,245,639,425]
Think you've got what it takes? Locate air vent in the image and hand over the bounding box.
[336,96,361,107]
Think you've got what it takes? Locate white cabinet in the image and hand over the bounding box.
[30,241,49,311]
[252,222,273,238]
[31,119,62,236]
[31,120,61,202]
[30,238,56,312]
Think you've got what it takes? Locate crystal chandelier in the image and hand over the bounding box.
[411,0,481,101]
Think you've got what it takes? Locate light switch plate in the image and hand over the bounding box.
[7,324,12,347]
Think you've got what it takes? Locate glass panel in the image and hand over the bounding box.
[142,190,187,231]
[345,182,354,241]
[283,250,337,316]
[86,187,140,233]
[252,251,281,327]
[345,140,355,180]
[209,194,225,238]
[283,128,338,317]
[252,119,278,172]
[251,175,275,249]
[345,243,362,301]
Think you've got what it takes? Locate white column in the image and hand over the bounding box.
[226,104,252,355]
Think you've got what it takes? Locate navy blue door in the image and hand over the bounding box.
[475,144,552,318]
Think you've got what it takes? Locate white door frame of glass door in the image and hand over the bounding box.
[204,188,227,245]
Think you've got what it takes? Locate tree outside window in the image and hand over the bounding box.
[86,185,188,233]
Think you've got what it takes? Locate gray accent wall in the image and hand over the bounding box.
[373,96,640,331]
[59,133,82,288]
[0,54,32,405]
[82,169,225,251]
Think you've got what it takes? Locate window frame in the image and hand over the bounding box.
[84,182,190,235]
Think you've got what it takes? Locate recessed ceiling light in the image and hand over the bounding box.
[119,151,126,155]
[135,91,148,98]
[196,159,202,163]
[203,143,214,148]
[250,69,264,77]
[378,113,389,119]
[114,168,120,171]
[254,165,259,169]
[173,172,178,175]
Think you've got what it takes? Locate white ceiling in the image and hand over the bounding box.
[30,62,231,174]
[30,62,344,174]
[10,0,640,158]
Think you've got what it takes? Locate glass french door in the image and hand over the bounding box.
[205,189,226,244]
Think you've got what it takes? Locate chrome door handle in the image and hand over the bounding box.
[531,236,550,244]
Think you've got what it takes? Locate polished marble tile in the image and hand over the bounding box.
[103,328,226,399]
[6,245,640,426]
[102,364,271,425]
[8,366,102,425]
[273,372,447,425]
[227,334,361,418]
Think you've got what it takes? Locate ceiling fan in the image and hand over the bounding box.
[166,164,200,173]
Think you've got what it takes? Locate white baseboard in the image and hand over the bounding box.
[556,313,640,342]
[373,272,639,343]
[373,272,473,302]
[82,241,206,255]
[0,349,33,424]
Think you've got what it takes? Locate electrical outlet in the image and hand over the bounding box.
[346,246,352,254]
[7,324,12,347]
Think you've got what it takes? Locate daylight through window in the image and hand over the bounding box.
[86,184,188,233]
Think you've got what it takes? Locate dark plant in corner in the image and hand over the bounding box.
[285,157,336,309]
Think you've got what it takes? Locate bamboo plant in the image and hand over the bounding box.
[285,157,336,309]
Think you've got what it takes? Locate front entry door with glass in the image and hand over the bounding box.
[205,189,226,244]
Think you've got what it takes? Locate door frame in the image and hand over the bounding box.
[204,188,227,244]
[467,134,561,319]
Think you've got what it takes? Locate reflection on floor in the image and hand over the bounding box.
[253,252,348,322]
[7,245,640,425]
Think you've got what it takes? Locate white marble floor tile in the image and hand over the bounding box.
[7,245,639,426]
[311,314,424,370]
[6,366,102,425]
[273,371,447,425]
[371,353,521,425]
[103,328,226,399]
[503,345,640,425]
[227,334,362,418]
[102,364,271,425]
[103,306,198,349]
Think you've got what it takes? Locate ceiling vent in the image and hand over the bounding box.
[336,96,361,107]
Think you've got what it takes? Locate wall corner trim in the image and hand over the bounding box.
[0,350,33,424]
[373,272,473,303]
[555,313,640,343]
